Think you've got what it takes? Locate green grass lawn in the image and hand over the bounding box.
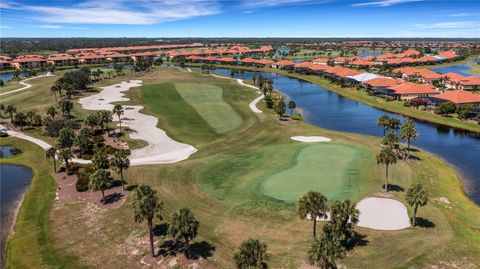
[3,67,480,268]
[467,63,480,75]
[1,137,87,269]
[175,83,243,134]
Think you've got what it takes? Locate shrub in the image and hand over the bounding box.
[403,101,412,107]
[434,102,457,115]
[76,165,94,192]
[45,119,79,137]
[10,147,22,155]
[419,105,426,111]
[0,131,8,137]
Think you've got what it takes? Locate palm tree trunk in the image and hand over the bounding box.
[148,220,155,257]
[53,159,57,173]
[101,189,106,204]
[313,217,317,238]
[412,206,418,227]
[120,170,125,190]
[384,165,389,192]
[118,116,122,132]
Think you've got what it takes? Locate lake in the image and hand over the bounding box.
[0,164,33,261]
[431,61,479,77]
[209,68,480,204]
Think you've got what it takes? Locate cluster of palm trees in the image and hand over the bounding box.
[131,185,200,259]
[0,104,43,131]
[376,115,418,192]
[298,191,360,269]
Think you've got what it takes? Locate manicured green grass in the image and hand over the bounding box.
[259,143,370,203]
[174,83,243,134]
[467,63,480,75]
[1,137,87,269]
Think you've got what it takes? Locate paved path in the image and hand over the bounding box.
[210,74,264,114]
[0,74,54,97]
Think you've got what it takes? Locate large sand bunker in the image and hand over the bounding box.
[357,197,410,230]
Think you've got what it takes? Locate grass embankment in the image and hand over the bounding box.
[189,63,480,132]
[1,137,87,269]
[421,56,478,69]
[46,68,479,268]
[467,63,480,75]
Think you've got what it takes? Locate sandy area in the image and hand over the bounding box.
[356,197,410,230]
[0,74,54,97]
[78,80,197,165]
[291,136,332,142]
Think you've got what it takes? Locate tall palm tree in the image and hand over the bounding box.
[400,119,418,157]
[376,148,398,192]
[50,84,60,102]
[377,115,390,135]
[45,147,57,173]
[308,236,345,269]
[89,169,112,204]
[131,185,163,257]
[6,105,17,122]
[110,151,130,190]
[298,191,328,238]
[233,239,269,269]
[112,104,124,132]
[382,132,399,149]
[406,183,429,227]
[47,106,57,120]
[168,208,199,256]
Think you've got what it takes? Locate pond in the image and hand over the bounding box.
[0,147,15,158]
[208,68,480,204]
[431,60,479,77]
[0,73,14,82]
[0,164,33,259]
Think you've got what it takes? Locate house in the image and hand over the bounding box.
[0,56,12,69]
[75,53,106,64]
[240,58,256,66]
[363,77,404,94]
[433,90,480,106]
[312,58,329,65]
[334,57,347,65]
[272,60,295,69]
[130,51,159,61]
[388,82,439,100]
[443,72,480,90]
[438,51,457,60]
[392,67,443,83]
[47,53,79,66]
[345,72,380,84]
[12,55,47,69]
[253,59,274,68]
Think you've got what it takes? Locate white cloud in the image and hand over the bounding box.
[3,0,220,25]
[242,0,321,9]
[449,12,475,17]
[413,21,479,29]
[352,0,422,7]
[36,25,63,29]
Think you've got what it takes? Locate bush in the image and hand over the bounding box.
[434,102,457,115]
[0,131,8,137]
[403,101,412,107]
[45,119,79,137]
[10,147,22,155]
[76,165,94,192]
[419,105,426,111]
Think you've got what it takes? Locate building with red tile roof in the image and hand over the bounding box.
[388,82,438,100]
[434,90,480,105]
[272,60,295,69]
[443,72,480,90]
[312,58,329,65]
[393,67,443,83]
[438,51,457,59]
[47,53,79,66]
[12,55,47,69]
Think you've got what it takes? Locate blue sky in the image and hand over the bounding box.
[1,0,479,38]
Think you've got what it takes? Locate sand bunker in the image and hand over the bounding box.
[291,136,332,142]
[356,197,410,230]
[78,80,197,165]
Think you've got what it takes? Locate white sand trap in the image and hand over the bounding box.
[356,197,410,230]
[291,136,332,142]
[78,80,197,165]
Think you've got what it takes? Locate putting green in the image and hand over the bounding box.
[175,83,242,134]
[258,143,367,203]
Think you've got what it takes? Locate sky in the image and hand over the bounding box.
[0,0,479,38]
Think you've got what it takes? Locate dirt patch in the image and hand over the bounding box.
[53,171,127,209]
[103,131,129,150]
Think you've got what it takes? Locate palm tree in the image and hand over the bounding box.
[382,132,399,149]
[92,151,110,170]
[45,147,57,173]
[376,148,398,192]
[406,183,429,227]
[58,148,72,171]
[13,112,27,130]
[377,115,390,135]
[308,236,345,269]
[233,239,269,269]
[6,105,16,122]
[298,191,328,238]
[324,200,359,247]
[168,208,199,256]
[47,106,57,120]
[287,100,296,116]
[110,151,130,190]
[400,119,418,157]
[50,84,60,102]
[112,104,124,132]
[387,118,401,133]
[89,169,112,204]
[131,185,163,257]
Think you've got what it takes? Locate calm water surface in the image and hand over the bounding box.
[431,61,479,77]
[209,68,480,204]
[0,164,33,258]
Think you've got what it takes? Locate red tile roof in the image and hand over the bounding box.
[389,82,438,95]
[435,90,480,104]
[364,77,404,87]
[312,58,329,64]
[393,67,443,80]
[275,60,295,66]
